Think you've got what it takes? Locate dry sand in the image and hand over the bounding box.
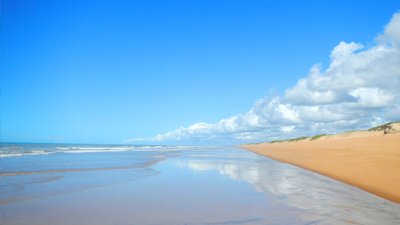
[239,131,400,204]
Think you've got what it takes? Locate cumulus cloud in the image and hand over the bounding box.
[125,12,400,144]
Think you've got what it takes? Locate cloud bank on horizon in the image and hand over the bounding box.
[125,12,400,144]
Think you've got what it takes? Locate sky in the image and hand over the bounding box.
[2,0,400,145]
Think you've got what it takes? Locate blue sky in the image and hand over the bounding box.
[2,0,400,145]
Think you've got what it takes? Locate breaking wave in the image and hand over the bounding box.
[0,144,218,157]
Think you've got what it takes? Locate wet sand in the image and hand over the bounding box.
[239,132,400,203]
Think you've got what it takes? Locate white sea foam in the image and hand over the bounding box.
[0,150,55,157]
[62,149,129,153]
[0,146,24,150]
[0,145,219,157]
[55,147,80,150]
[139,146,164,149]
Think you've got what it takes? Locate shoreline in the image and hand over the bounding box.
[239,132,400,204]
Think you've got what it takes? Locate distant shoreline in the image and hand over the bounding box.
[239,122,400,204]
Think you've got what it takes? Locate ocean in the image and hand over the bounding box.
[1,143,400,224]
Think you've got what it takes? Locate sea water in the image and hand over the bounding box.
[1,143,400,224]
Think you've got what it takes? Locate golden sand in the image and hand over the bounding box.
[239,132,400,203]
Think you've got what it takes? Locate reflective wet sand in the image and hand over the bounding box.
[1,146,400,224]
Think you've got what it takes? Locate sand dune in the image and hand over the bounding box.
[391,123,400,131]
[317,130,384,140]
[239,129,400,204]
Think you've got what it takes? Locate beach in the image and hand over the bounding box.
[2,144,400,224]
[239,131,400,204]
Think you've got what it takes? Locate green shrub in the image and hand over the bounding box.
[368,122,393,131]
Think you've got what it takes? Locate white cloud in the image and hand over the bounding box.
[376,12,400,46]
[348,88,394,108]
[125,12,400,144]
[281,126,295,133]
[123,137,147,142]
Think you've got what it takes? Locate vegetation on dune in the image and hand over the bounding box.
[269,140,285,144]
[368,122,395,131]
[288,137,308,142]
[270,136,308,144]
[310,134,327,141]
[248,121,400,145]
[343,130,360,133]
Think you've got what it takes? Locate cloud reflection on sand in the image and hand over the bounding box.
[174,148,400,224]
